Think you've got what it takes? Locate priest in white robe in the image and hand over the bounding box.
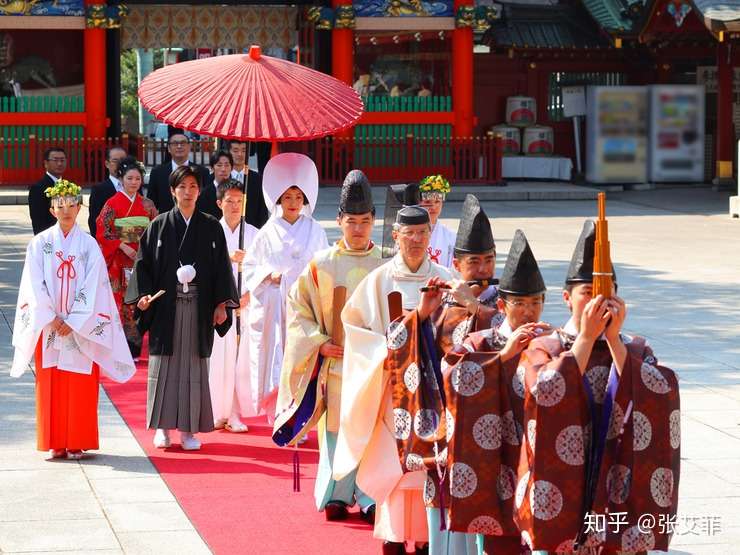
[334,189,451,554]
[209,179,258,432]
[12,179,135,460]
[419,174,455,268]
[243,153,328,420]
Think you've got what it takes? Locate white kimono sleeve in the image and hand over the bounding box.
[11,240,57,377]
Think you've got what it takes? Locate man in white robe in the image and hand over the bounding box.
[242,153,328,420]
[334,197,451,554]
[273,169,381,522]
[12,181,135,459]
[209,179,258,432]
[419,175,455,268]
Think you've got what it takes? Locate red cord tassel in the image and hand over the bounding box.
[293,449,301,492]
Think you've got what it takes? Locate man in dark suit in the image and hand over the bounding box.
[88,145,127,237]
[29,147,66,235]
[197,150,233,220]
[146,130,209,214]
[228,140,269,228]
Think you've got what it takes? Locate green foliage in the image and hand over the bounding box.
[120,49,164,133]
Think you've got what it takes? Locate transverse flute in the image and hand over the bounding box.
[420,278,498,293]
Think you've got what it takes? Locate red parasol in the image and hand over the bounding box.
[138,45,363,141]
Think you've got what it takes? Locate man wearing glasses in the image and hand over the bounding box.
[88,146,127,237]
[147,129,208,213]
[334,183,452,555]
[29,147,67,235]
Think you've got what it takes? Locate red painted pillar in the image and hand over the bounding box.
[331,2,353,86]
[331,0,354,138]
[84,2,107,138]
[452,0,474,137]
[716,40,733,182]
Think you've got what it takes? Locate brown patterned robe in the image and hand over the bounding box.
[432,288,502,357]
[384,289,503,480]
[442,327,526,554]
[515,329,680,553]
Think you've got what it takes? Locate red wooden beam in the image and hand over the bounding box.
[0,113,88,126]
[358,112,455,125]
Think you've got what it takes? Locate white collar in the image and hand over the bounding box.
[563,317,578,336]
[392,253,432,280]
[498,318,513,339]
[171,159,189,172]
[46,172,60,183]
[122,189,136,203]
[220,217,241,235]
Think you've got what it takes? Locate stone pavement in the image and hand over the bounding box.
[1,186,738,554]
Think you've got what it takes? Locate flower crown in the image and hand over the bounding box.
[44,179,81,199]
[419,174,451,195]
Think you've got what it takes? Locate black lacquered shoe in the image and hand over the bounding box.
[359,503,376,525]
[382,541,405,555]
[324,500,349,521]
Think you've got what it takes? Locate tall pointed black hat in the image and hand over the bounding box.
[499,229,547,296]
[454,194,495,255]
[382,183,428,257]
[339,169,374,214]
[565,219,617,284]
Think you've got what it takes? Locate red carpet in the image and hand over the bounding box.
[101,342,379,555]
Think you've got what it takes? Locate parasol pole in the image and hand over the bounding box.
[236,142,250,346]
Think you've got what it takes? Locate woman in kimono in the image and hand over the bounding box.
[419,174,455,268]
[95,156,157,359]
[243,153,328,421]
[11,179,135,460]
[125,166,239,451]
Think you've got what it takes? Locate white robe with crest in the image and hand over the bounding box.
[11,223,135,383]
[243,214,328,416]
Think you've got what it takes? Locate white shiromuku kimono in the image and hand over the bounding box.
[209,218,259,422]
[334,254,452,542]
[243,213,328,417]
[12,223,135,382]
[427,222,456,268]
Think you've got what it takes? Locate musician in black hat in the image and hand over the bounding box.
[411,194,503,359]
[511,220,679,552]
[273,169,381,524]
[430,228,552,555]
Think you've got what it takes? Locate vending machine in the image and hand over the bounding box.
[586,86,648,183]
[648,85,705,182]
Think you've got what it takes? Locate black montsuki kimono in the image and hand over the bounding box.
[124,207,239,358]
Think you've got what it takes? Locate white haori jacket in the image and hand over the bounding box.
[11,223,135,382]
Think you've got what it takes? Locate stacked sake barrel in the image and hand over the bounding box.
[492,96,554,156]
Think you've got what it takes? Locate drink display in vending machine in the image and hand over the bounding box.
[648,85,705,182]
[586,86,648,183]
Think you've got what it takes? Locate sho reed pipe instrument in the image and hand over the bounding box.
[420,278,497,293]
[592,192,614,299]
